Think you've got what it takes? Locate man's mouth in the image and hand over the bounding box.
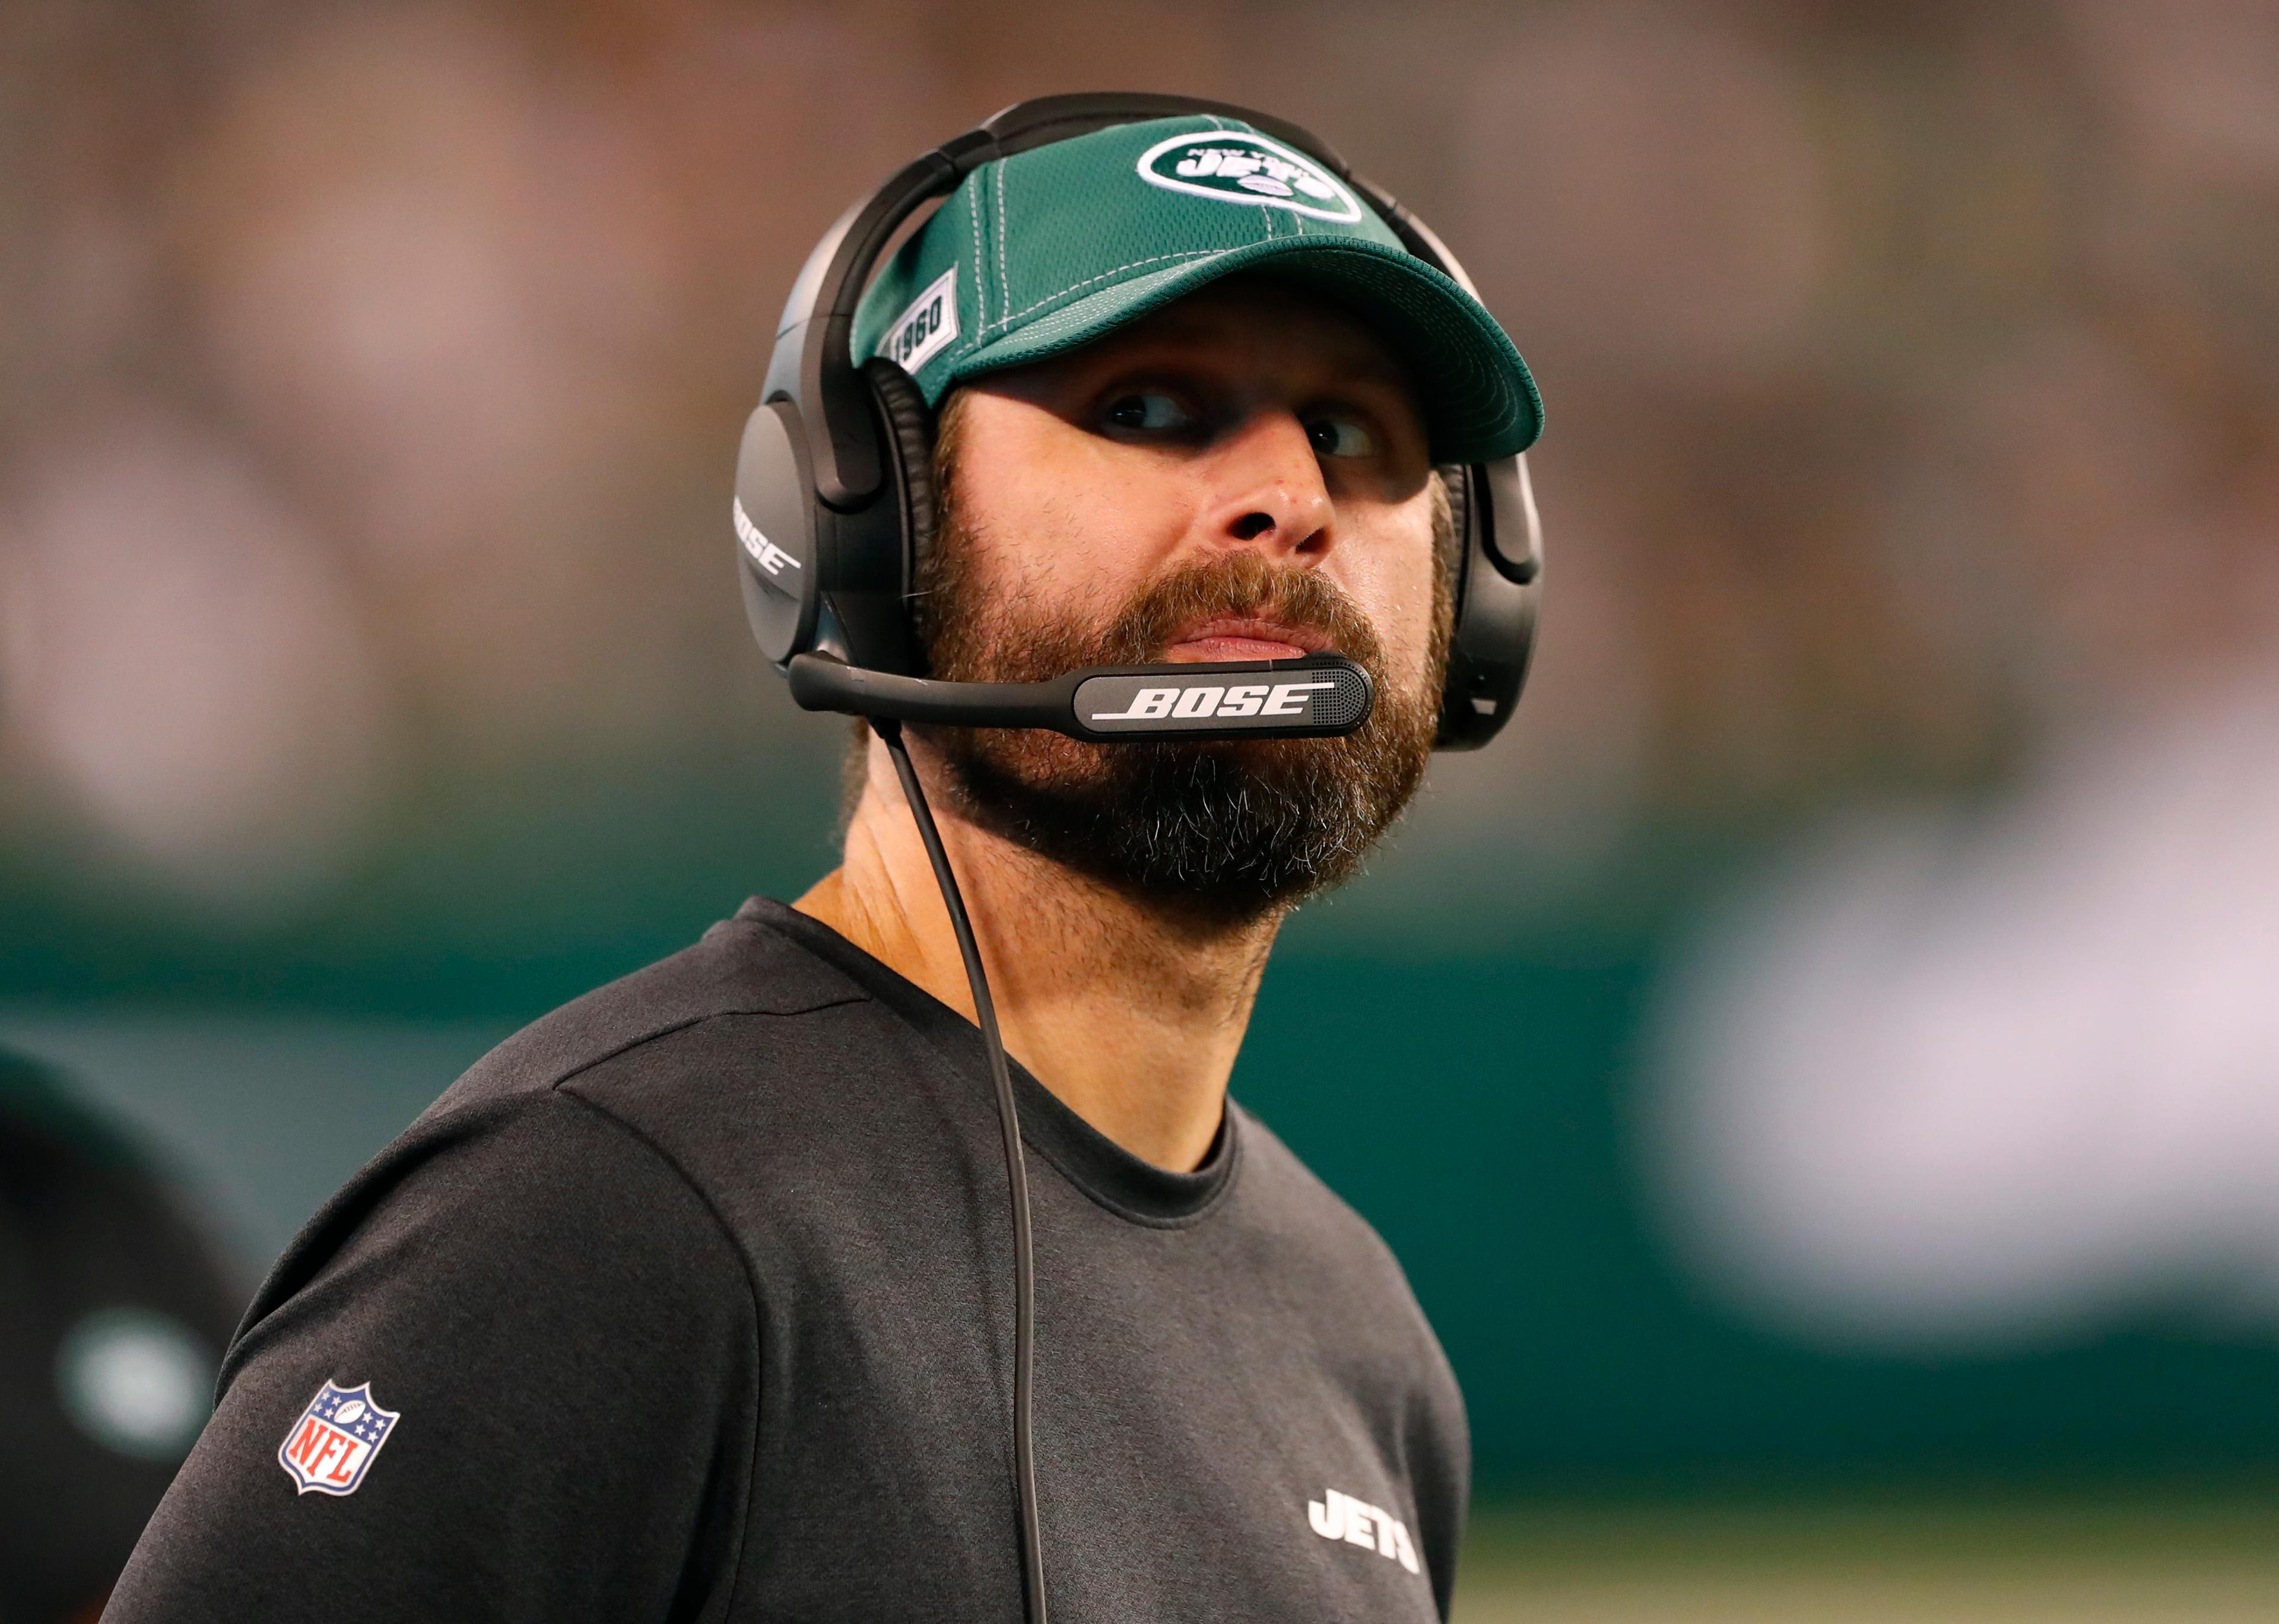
[1161,616,1333,663]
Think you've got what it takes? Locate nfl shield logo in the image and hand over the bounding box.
[277,1380,400,1496]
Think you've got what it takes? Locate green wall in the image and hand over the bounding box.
[9,751,2279,1492]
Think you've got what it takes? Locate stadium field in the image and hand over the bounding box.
[1455,1495,2279,1622]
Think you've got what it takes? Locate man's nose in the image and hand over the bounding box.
[1198,411,1334,561]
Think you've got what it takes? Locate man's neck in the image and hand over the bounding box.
[794,736,1281,1172]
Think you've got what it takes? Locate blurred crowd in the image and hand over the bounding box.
[5,0,2275,929]
[5,13,2279,1597]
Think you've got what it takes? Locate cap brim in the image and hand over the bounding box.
[949,236,1542,464]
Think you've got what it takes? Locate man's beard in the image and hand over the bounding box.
[917,525,1447,928]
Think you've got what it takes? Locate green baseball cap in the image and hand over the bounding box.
[851,115,1542,463]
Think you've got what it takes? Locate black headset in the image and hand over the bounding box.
[731,94,1543,1624]
[734,91,1542,749]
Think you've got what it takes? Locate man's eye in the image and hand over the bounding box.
[1306,415,1376,458]
[1104,393,1194,433]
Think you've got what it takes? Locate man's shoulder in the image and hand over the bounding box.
[1226,1103,1467,1470]
[431,897,871,1121]
[1227,1108,1408,1284]
[231,902,892,1352]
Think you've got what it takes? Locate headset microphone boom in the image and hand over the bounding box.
[786,650,1375,741]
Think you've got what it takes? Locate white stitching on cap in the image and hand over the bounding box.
[941,170,985,366]
[996,157,1011,332]
[1202,115,1273,243]
[993,247,1230,327]
[969,178,986,339]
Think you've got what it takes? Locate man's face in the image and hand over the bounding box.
[920,274,1450,923]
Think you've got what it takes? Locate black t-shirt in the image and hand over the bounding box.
[108,900,1468,1623]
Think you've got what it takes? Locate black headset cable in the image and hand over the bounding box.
[873,717,1049,1624]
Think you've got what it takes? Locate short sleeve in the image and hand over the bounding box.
[105,1089,758,1623]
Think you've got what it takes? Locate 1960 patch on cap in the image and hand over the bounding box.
[278,1380,400,1496]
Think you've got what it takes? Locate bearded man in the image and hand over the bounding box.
[110,108,1541,1624]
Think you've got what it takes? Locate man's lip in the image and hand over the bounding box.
[1161,618,1333,662]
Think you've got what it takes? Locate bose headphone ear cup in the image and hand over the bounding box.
[864,357,938,617]
[1436,457,1540,750]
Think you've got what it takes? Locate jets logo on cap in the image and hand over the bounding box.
[1135,131,1363,223]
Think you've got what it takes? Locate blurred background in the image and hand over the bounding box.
[5,0,2279,1617]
